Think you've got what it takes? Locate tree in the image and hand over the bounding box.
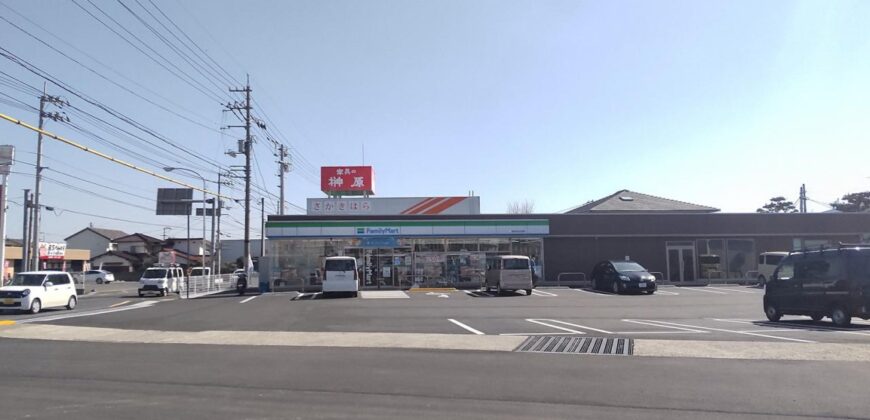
[756,197,797,213]
[830,191,870,212]
[507,200,535,214]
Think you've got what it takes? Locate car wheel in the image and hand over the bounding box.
[810,313,824,322]
[29,298,41,314]
[96,278,103,284]
[526,289,532,296]
[646,290,655,295]
[66,296,77,310]
[592,278,598,290]
[831,305,851,327]
[764,302,782,322]
[611,280,620,294]
[162,288,168,297]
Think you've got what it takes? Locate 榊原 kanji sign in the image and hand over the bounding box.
[321,166,375,196]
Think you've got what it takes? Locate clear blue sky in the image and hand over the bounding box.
[0,0,868,242]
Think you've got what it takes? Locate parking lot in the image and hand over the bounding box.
[8,284,869,345]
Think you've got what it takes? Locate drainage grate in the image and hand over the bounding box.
[515,336,633,355]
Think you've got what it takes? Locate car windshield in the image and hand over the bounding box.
[8,274,46,286]
[142,269,167,278]
[325,259,355,271]
[503,258,530,270]
[613,262,647,272]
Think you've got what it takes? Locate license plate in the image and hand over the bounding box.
[3,298,13,305]
[637,282,646,288]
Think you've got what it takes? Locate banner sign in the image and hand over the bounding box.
[320,166,375,196]
[307,196,480,215]
[38,242,66,260]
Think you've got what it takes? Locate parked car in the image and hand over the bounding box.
[84,269,115,284]
[138,266,184,297]
[484,255,533,296]
[0,271,77,314]
[591,260,657,295]
[322,256,359,297]
[757,251,788,286]
[764,245,870,327]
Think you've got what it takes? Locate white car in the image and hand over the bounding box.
[85,269,115,284]
[139,266,184,297]
[0,271,77,314]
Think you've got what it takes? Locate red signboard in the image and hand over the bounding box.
[321,166,375,196]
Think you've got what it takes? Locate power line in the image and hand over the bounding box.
[0,9,223,133]
[0,46,230,175]
[71,0,226,103]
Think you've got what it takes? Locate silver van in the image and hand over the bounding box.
[485,255,533,296]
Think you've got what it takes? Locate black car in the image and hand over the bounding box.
[764,245,870,327]
[591,260,657,295]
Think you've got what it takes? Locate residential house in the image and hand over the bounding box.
[64,227,128,261]
[90,233,163,275]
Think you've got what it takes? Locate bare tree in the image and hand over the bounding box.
[507,200,535,214]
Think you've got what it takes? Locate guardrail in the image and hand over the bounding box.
[547,272,588,287]
[180,273,258,299]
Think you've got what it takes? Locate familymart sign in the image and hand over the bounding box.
[266,219,549,238]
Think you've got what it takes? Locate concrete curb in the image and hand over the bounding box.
[0,324,525,352]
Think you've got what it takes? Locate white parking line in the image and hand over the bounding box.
[525,319,586,334]
[713,318,870,337]
[652,289,679,295]
[677,287,728,295]
[531,289,558,297]
[571,288,613,296]
[622,319,709,333]
[708,287,760,294]
[640,319,815,343]
[448,319,485,335]
[19,301,159,323]
[240,296,258,303]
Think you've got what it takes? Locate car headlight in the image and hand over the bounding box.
[21,289,30,297]
[619,275,631,281]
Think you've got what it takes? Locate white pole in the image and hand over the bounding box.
[0,174,7,285]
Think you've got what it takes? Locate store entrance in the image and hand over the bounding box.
[345,247,411,289]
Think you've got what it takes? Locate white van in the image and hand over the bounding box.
[139,266,184,297]
[485,255,534,296]
[757,252,788,286]
[322,256,359,297]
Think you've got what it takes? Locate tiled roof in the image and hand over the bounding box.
[565,190,719,214]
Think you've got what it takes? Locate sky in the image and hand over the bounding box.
[0,0,869,242]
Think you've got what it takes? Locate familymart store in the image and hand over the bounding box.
[263,217,549,291]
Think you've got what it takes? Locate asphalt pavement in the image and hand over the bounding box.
[17,285,870,344]
[2,338,869,419]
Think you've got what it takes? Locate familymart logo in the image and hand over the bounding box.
[357,227,399,235]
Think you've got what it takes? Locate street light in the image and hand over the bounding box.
[164,167,207,277]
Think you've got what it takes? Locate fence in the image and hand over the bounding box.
[178,273,260,299]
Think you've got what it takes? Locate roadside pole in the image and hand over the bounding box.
[0,145,13,285]
[21,189,29,272]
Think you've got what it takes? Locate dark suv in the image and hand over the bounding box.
[764,245,870,327]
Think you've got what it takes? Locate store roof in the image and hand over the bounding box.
[565,190,719,214]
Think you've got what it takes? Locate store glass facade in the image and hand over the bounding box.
[267,237,544,291]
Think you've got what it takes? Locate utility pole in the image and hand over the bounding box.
[228,75,253,273]
[260,197,265,258]
[22,189,30,272]
[799,184,807,213]
[31,87,68,271]
[276,144,289,215]
[0,145,13,284]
